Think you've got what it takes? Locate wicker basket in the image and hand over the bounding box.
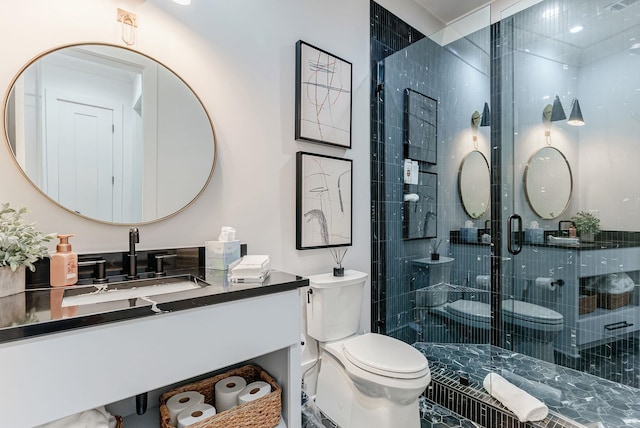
[115,415,123,428]
[579,293,597,315]
[159,364,281,428]
[597,291,631,310]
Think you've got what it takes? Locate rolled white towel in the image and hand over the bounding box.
[483,372,548,422]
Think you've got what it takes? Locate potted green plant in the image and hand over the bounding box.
[0,203,55,298]
[570,211,600,242]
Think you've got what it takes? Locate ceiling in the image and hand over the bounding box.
[414,0,494,24]
[415,0,640,64]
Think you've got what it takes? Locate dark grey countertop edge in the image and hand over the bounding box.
[0,272,308,345]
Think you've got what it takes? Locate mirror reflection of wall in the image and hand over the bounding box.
[4,44,216,225]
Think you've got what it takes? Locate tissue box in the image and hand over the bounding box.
[525,228,544,244]
[460,227,478,243]
[205,240,241,270]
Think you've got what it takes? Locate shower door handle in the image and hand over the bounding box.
[507,214,523,255]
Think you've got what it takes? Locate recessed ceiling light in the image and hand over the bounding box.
[569,25,584,33]
[172,0,191,5]
[542,7,559,19]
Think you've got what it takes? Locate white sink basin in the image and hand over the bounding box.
[62,275,206,307]
[547,236,580,246]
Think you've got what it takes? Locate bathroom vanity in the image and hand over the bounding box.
[0,270,307,427]
[449,238,640,361]
[520,243,640,360]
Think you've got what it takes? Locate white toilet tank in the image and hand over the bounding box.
[306,270,368,342]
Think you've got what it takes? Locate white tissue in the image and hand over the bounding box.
[530,221,539,229]
[218,226,236,241]
[465,220,474,228]
[176,403,216,428]
[535,277,556,291]
[35,406,117,428]
[237,381,271,404]
[215,375,247,412]
[166,391,205,426]
[483,372,548,422]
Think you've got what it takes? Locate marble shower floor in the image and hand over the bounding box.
[303,342,640,428]
[414,343,640,428]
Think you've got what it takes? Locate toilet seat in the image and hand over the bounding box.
[444,300,492,328]
[502,299,563,329]
[342,333,429,379]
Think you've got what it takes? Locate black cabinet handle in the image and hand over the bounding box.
[604,321,633,331]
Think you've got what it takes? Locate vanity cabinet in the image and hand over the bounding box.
[449,242,640,360]
[0,275,304,427]
[519,246,640,360]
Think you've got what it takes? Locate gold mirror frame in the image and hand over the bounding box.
[458,150,490,219]
[3,43,217,225]
[524,146,573,219]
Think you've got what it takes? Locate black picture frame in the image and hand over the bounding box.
[403,171,437,240]
[295,40,352,149]
[296,151,353,249]
[404,88,437,165]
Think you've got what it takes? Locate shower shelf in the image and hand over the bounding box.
[421,283,489,293]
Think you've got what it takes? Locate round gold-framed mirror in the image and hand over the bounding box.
[3,43,216,225]
[524,146,572,219]
[458,150,490,219]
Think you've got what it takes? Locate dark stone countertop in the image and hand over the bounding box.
[0,269,307,345]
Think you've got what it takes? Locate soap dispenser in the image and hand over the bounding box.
[50,234,78,286]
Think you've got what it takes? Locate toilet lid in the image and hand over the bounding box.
[502,299,563,325]
[342,333,429,379]
[445,300,492,323]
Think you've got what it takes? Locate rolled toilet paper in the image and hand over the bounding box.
[535,277,556,291]
[237,381,271,404]
[176,403,216,428]
[166,391,205,426]
[215,375,247,412]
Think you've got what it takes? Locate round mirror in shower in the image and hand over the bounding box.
[458,150,490,219]
[524,146,572,219]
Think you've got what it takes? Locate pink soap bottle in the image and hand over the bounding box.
[50,234,78,287]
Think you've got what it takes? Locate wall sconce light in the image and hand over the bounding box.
[550,95,566,121]
[542,95,585,144]
[471,103,491,149]
[471,103,491,129]
[567,99,584,126]
[543,95,585,126]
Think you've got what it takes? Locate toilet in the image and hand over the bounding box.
[438,298,563,362]
[502,299,564,362]
[443,299,492,343]
[304,270,431,428]
[417,270,563,363]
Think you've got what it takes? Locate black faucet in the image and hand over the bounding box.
[127,227,139,279]
[558,220,574,236]
[78,258,107,284]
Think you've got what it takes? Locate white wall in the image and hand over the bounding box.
[578,50,640,230]
[0,0,441,328]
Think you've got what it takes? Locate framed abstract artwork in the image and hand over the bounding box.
[403,171,438,240]
[296,152,352,249]
[404,88,437,164]
[295,40,352,149]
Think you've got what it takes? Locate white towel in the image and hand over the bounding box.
[35,406,118,428]
[483,372,548,422]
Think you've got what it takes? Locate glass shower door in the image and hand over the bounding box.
[497,0,640,382]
